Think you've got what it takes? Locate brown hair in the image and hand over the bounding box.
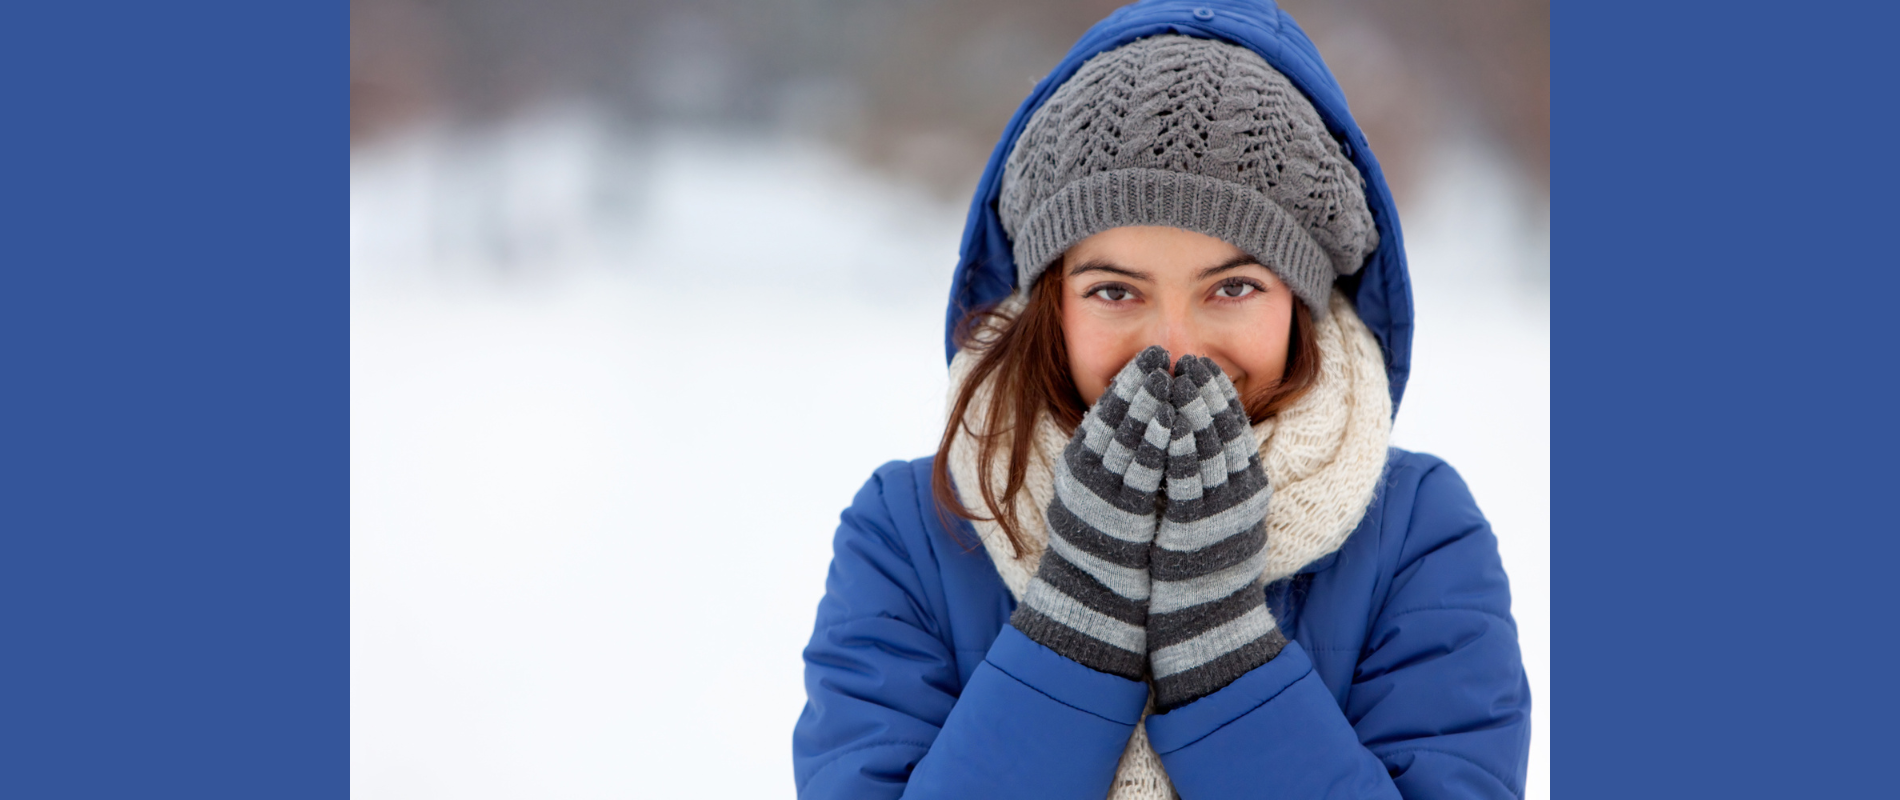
[930,266,1321,558]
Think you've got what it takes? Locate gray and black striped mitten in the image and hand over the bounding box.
[1149,354,1288,711]
[1009,345,1174,681]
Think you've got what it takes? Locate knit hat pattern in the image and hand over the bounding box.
[999,35,1378,314]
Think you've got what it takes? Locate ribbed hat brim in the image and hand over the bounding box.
[1012,168,1339,315]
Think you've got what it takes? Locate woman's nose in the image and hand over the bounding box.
[1154,312,1204,368]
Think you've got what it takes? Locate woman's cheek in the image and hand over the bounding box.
[1092,354,1124,405]
[1076,350,1115,407]
[1223,304,1292,394]
[1064,322,1121,407]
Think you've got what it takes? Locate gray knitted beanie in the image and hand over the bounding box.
[999,35,1379,315]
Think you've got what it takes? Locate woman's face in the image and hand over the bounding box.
[1059,225,1295,406]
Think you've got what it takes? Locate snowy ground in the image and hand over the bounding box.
[351,111,1549,798]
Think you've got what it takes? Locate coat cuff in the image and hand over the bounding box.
[1144,639,1314,753]
[900,625,1153,798]
[1142,641,1399,799]
[985,623,1150,725]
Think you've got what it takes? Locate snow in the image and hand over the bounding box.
[351,111,1548,798]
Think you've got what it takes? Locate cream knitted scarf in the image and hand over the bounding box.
[945,289,1392,799]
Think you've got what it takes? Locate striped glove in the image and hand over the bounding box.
[1009,345,1174,681]
[1148,354,1288,711]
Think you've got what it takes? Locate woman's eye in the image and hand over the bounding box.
[1090,285,1134,302]
[1215,281,1258,299]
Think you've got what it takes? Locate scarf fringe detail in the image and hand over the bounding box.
[944,289,1392,799]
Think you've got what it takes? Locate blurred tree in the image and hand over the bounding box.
[350,0,1547,204]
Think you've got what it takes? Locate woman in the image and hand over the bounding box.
[793,2,1531,797]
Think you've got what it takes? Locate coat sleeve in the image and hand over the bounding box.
[1144,458,1531,799]
[793,462,1150,799]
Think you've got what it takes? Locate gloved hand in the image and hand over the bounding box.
[1009,345,1174,681]
[1148,354,1288,711]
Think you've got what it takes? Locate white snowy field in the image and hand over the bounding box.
[351,113,1549,798]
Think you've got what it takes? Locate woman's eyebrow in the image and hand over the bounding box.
[1067,259,1152,281]
[1196,255,1263,280]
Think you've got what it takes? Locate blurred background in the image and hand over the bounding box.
[350,0,1548,797]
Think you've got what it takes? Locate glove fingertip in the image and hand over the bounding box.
[1136,345,1172,374]
[1187,354,1216,385]
[1169,367,1199,407]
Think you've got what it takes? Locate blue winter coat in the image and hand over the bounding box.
[793,1,1531,797]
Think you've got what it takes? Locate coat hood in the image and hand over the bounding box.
[943,0,1414,414]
